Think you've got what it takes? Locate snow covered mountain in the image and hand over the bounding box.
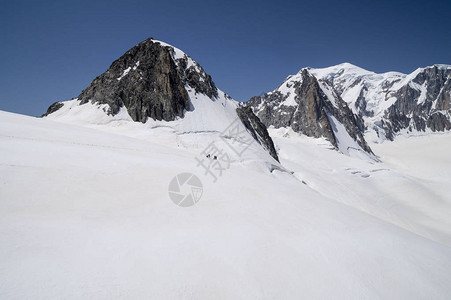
[247,68,375,159]
[309,63,451,141]
[248,63,451,149]
[43,38,279,162]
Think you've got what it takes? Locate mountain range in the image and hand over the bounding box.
[248,63,451,153]
[43,38,451,160]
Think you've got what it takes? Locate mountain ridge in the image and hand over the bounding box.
[43,38,450,160]
[248,62,451,145]
[309,63,451,140]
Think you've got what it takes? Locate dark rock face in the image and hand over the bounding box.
[54,38,220,123]
[248,72,335,142]
[248,69,373,154]
[77,38,191,122]
[41,101,64,117]
[382,66,451,139]
[176,56,218,99]
[290,71,335,141]
[355,86,374,117]
[236,106,279,162]
[247,92,297,129]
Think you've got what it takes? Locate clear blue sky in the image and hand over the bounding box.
[1,0,450,116]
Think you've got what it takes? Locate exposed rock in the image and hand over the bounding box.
[45,38,222,124]
[383,66,451,137]
[248,69,374,155]
[41,101,64,117]
[176,56,218,99]
[77,38,191,122]
[236,106,279,162]
[427,112,451,132]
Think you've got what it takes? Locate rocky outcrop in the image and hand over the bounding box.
[248,69,374,155]
[41,101,64,117]
[236,106,279,162]
[382,65,451,139]
[250,70,335,141]
[50,38,219,123]
[177,56,218,99]
[77,38,192,122]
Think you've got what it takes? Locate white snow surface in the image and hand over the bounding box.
[310,63,406,118]
[43,88,264,165]
[270,127,451,247]
[1,110,451,299]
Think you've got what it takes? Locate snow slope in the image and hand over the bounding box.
[43,92,278,170]
[269,127,451,247]
[1,110,451,299]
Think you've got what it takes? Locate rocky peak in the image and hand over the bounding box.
[75,38,220,123]
[248,68,374,156]
[42,38,281,163]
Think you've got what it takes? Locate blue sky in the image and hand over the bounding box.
[0,0,450,116]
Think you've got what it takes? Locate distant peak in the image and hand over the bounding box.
[334,62,360,69]
[308,63,374,80]
[319,62,368,72]
[432,64,451,70]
